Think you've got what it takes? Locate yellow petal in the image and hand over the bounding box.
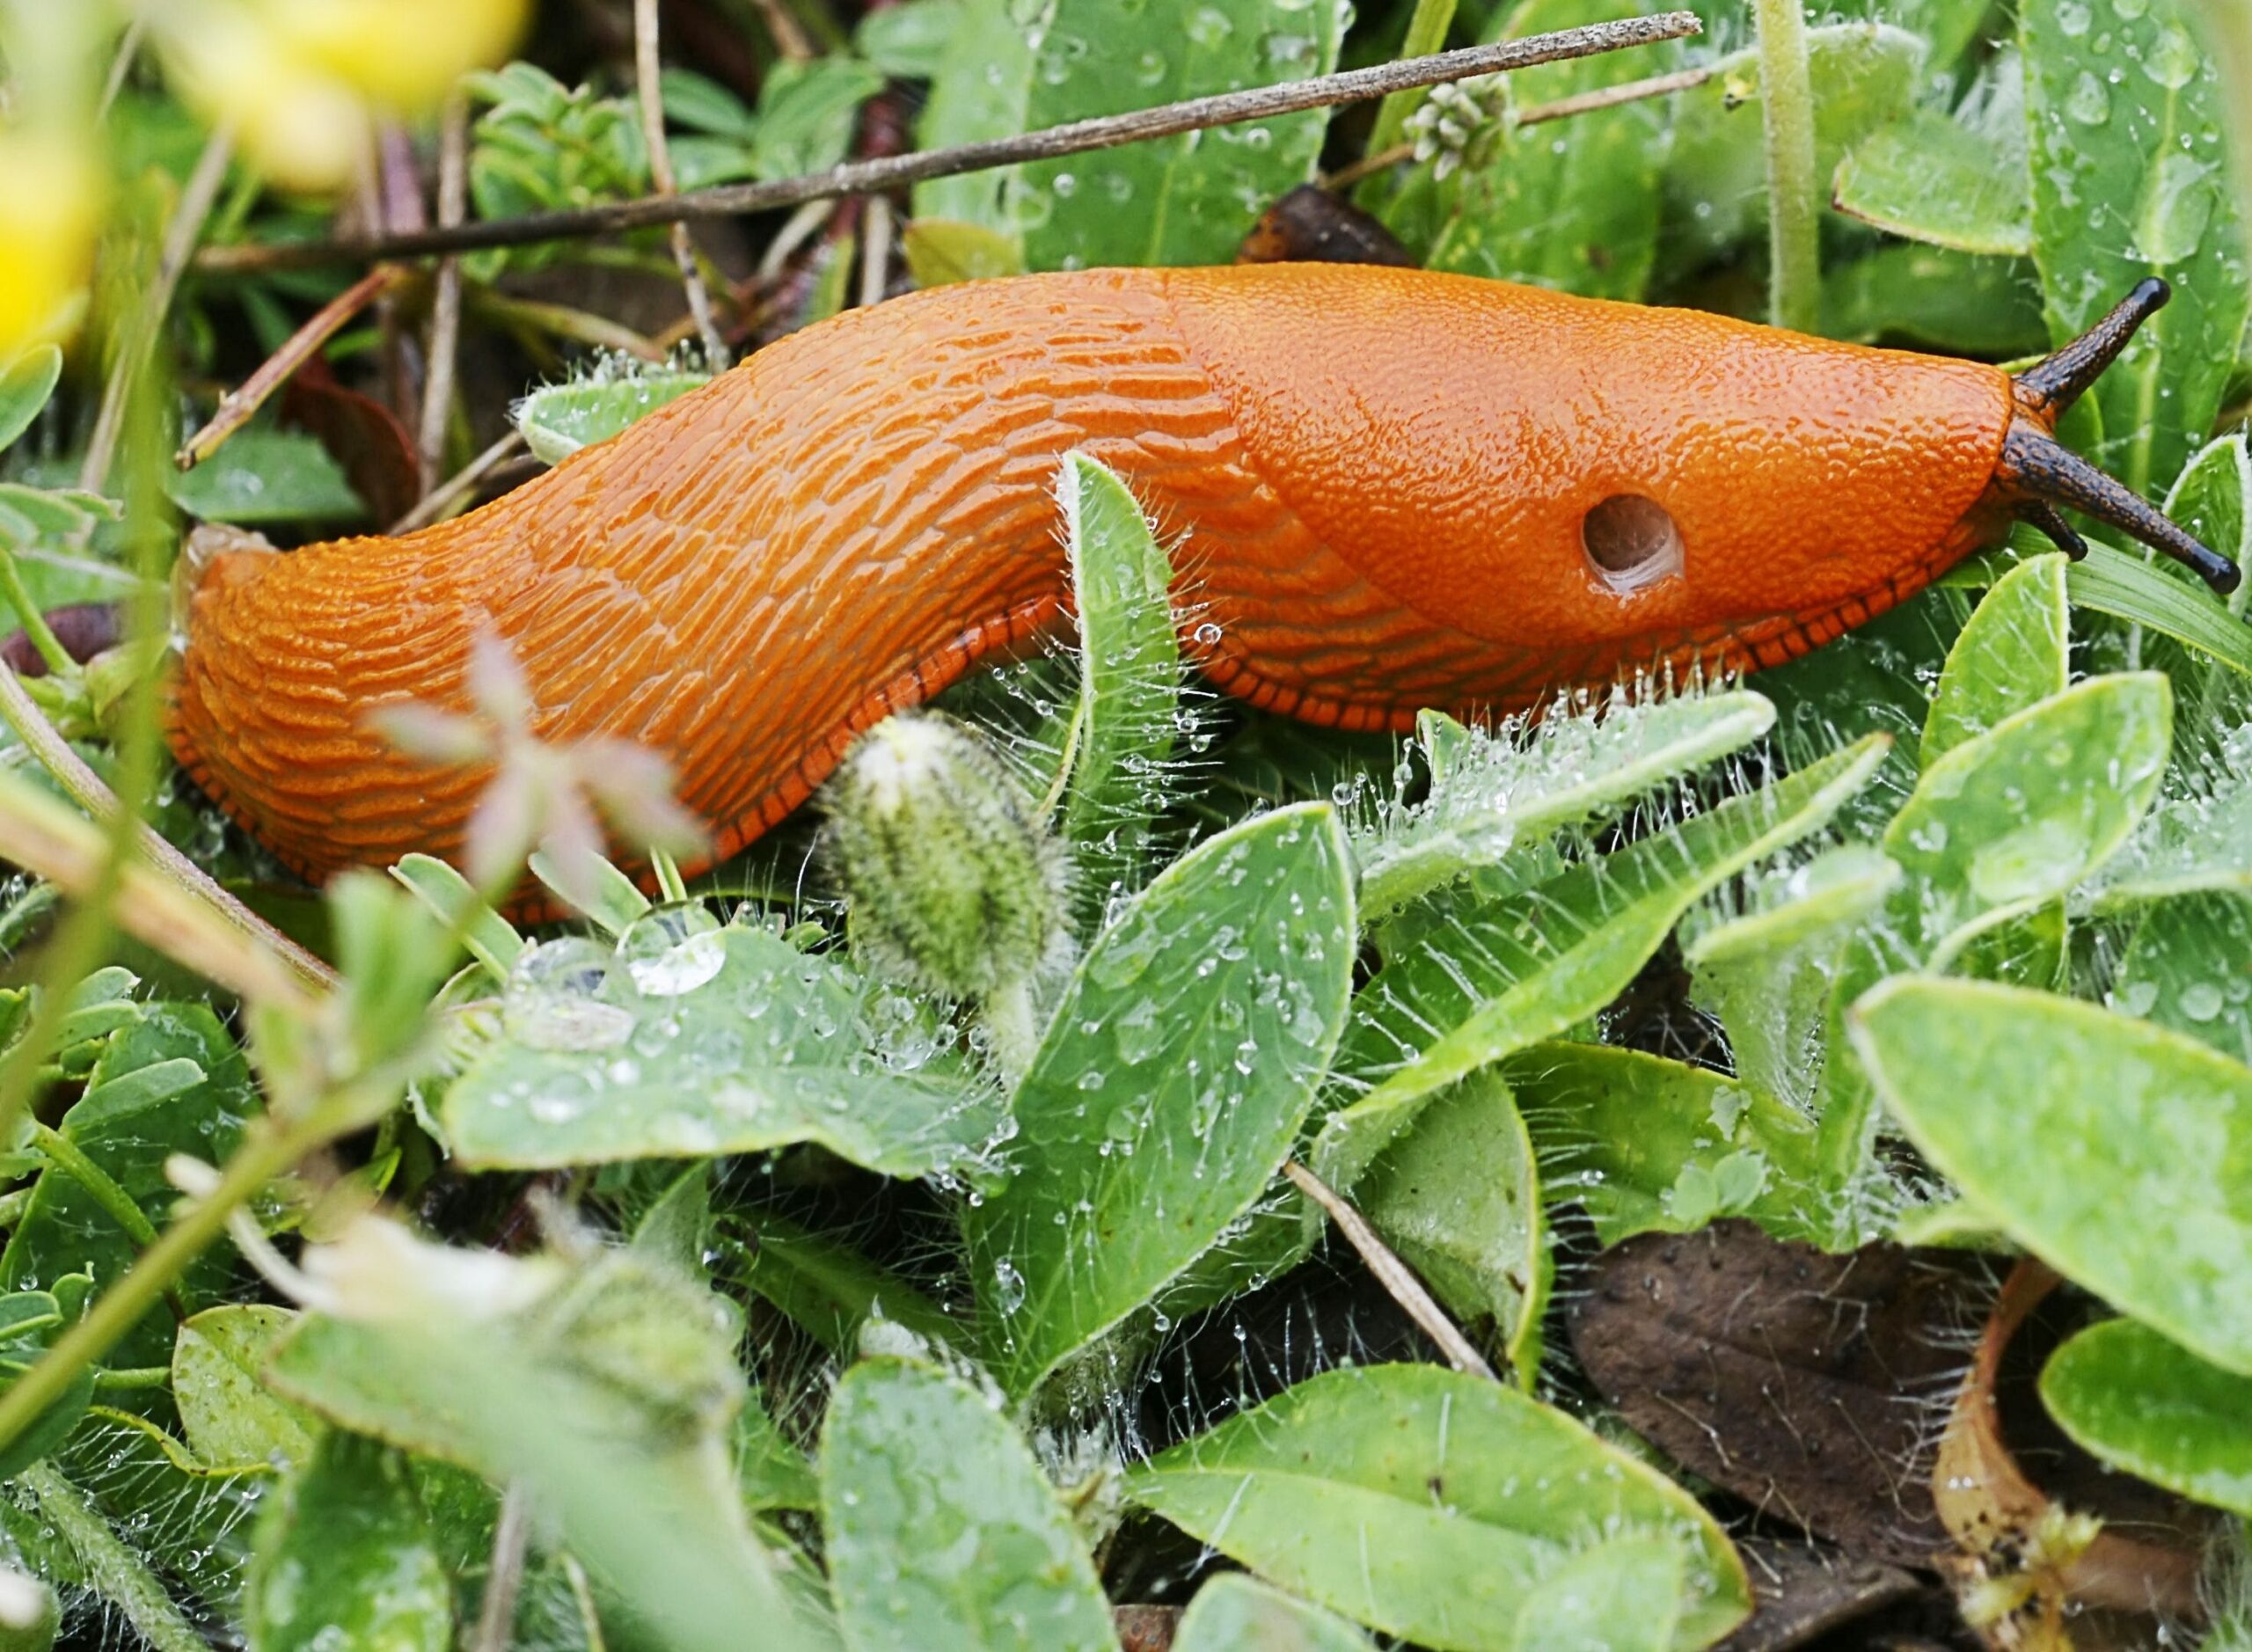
[262,0,531,110]
[0,133,102,355]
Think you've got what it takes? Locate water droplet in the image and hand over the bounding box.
[2066,70,2111,125]
[2056,0,2092,33]
[2180,982,2226,1022]
[1186,6,1232,46]
[991,1259,1027,1314]
[503,938,636,1051]
[2145,21,2198,88]
[2140,151,2216,264]
[619,902,727,996]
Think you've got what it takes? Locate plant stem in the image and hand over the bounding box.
[472,1483,534,1652]
[80,121,235,491]
[194,14,1702,274]
[0,666,336,998]
[1282,1159,1498,1382]
[28,1126,189,1322]
[418,90,472,489]
[91,1366,172,1392]
[1753,0,1822,333]
[18,1461,207,1652]
[0,549,73,677]
[0,1115,317,1458]
[634,0,728,369]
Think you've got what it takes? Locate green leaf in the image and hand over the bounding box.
[171,1305,315,1470]
[1174,1575,1374,1651]
[1013,0,1342,268]
[1513,1536,1682,1652]
[1052,453,1181,923]
[911,0,1045,230]
[1850,976,2252,1376]
[1318,735,1889,1194]
[734,1394,818,1516]
[2116,891,2252,1064]
[2022,0,2248,498]
[720,1208,961,1358]
[1820,245,2049,355]
[1355,1070,1546,1377]
[1357,690,1776,922]
[444,925,1004,1176]
[966,801,1355,1399]
[1883,672,2172,950]
[1665,24,1925,264]
[165,429,366,527]
[0,1289,95,1480]
[1832,98,2030,257]
[528,847,650,934]
[857,0,965,78]
[0,485,118,545]
[267,1244,820,1652]
[515,372,713,467]
[1685,844,1902,968]
[902,219,1028,289]
[1123,1363,1750,1651]
[2,1004,258,1367]
[0,347,62,457]
[245,1432,453,1652]
[752,58,887,181]
[821,1358,1118,1652]
[2066,541,2252,679]
[1921,552,2070,768]
[1508,1043,1826,1246]
[390,853,523,979]
[660,68,759,139]
[2039,1316,2252,1517]
[1407,0,1674,301]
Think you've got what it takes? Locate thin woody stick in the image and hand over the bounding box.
[633,0,728,366]
[194,13,1700,274]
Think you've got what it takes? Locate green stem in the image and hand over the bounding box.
[91,1365,172,1392]
[1753,0,1822,333]
[31,1124,158,1251]
[0,549,72,678]
[18,1461,207,1652]
[0,1115,313,1458]
[1366,0,1463,159]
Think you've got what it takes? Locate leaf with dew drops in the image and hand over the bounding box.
[821,1357,1119,1652]
[966,800,1354,1400]
[2040,1315,2252,1517]
[244,1432,451,1652]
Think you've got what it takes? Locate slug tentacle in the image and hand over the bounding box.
[2013,277,2171,423]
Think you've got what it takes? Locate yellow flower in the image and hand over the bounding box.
[157,0,530,192]
[0,131,101,356]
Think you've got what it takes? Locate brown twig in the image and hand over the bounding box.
[857,195,895,311]
[468,289,665,362]
[193,14,1700,274]
[1282,1159,1499,1382]
[418,90,472,486]
[82,121,236,490]
[749,0,815,62]
[175,265,413,471]
[634,0,729,367]
[97,14,149,121]
[389,431,524,534]
[1322,61,1716,190]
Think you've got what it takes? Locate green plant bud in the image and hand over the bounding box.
[825,713,1068,1005]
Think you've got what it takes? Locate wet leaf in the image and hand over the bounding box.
[1507,1043,1826,1246]
[749,58,887,181]
[2040,1316,2252,1517]
[444,924,1003,1177]
[902,218,1028,288]
[0,1289,95,1481]
[245,1431,452,1652]
[1922,552,2070,769]
[1123,1363,1751,1650]
[2053,540,2252,681]
[1883,672,2171,951]
[515,371,713,467]
[966,802,1354,1399]
[910,0,1044,230]
[1570,1221,1977,1565]
[1172,1574,1373,1650]
[165,428,366,527]
[1320,735,1888,1194]
[1512,1537,1680,1652]
[1356,690,1776,923]
[2116,890,2252,1062]
[1666,24,1925,263]
[1,1004,257,1367]
[821,1357,1118,1652]
[1851,976,2252,1375]
[720,1207,961,1358]
[1356,1069,1544,1375]
[1052,452,1181,924]
[2023,0,2248,498]
[171,1305,314,1470]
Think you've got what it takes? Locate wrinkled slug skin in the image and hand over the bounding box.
[169,263,2015,886]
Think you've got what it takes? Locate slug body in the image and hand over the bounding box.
[165,262,2197,888]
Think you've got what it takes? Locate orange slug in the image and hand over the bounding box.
[165,264,2234,891]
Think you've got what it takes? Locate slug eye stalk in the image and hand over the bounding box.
[2000,278,2243,599]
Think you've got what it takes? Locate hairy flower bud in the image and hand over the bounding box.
[825,713,1068,1013]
